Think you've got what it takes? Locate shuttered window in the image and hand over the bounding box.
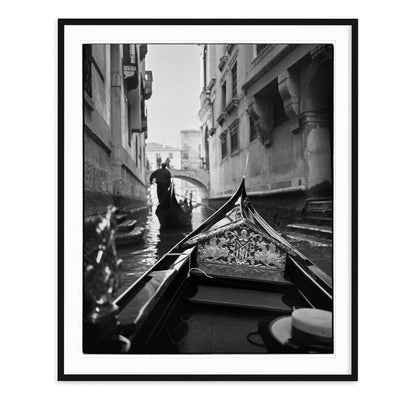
[231,63,237,98]
[230,123,239,153]
[221,132,227,159]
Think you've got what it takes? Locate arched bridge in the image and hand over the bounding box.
[147,168,210,199]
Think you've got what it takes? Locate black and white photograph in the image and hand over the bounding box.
[7,0,416,399]
[59,20,357,379]
[83,42,334,354]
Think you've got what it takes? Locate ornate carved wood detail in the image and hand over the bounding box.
[197,219,288,270]
[278,70,300,134]
[246,103,272,147]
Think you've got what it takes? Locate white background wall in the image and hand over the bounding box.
[1,1,415,402]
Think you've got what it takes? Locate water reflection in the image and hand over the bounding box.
[116,204,211,296]
[282,234,333,277]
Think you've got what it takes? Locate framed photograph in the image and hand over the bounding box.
[58,19,358,380]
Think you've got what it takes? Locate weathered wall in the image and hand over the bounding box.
[110,44,147,209]
[180,129,202,169]
[200,44,333,216]
[84,45,114,218]
[84,44,151,218]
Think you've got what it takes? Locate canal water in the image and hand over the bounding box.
[116,204,212,296]
[116,203,332,297]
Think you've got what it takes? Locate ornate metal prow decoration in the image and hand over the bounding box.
[83,206,122,324]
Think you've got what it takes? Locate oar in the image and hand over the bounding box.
[174,192,217,212]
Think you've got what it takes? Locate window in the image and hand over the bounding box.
[249,116,257,142]
[256,44,268,55]
[169,153,173,159]
[230,123,239,153]
[221,81,227,111]
[231,63,238,98]
[183,152,189,160]
[220,132,227,159]
[203,45,207,90]
[204,129,210,170]
[135,135,139,167]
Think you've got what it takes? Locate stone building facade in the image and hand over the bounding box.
[83,44,153,218]
[199,44,333,223]
[180,129,203,170]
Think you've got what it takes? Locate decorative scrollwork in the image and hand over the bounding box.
[198,220,287,270]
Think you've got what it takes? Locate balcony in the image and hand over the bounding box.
[207,78,216,92]
[208,127,216,137]
[217,111,227,126]
[143,71,153,100]
[224,97,240,114]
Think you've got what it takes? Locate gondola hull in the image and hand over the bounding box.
[155,203,190,228]
[155,183,191,228]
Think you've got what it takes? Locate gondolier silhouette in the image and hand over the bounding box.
[150,162,172,203]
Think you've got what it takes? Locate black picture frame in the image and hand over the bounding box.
[58,18,358,381]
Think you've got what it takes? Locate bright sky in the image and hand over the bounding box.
[146,45,202,149]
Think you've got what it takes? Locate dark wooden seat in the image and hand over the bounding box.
[186,284,293,313]
[198,262,293,285]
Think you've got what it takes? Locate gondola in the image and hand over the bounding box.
[155,182,191,228]
[84,177,333,354]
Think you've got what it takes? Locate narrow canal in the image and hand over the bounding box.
[116,203,332,297]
